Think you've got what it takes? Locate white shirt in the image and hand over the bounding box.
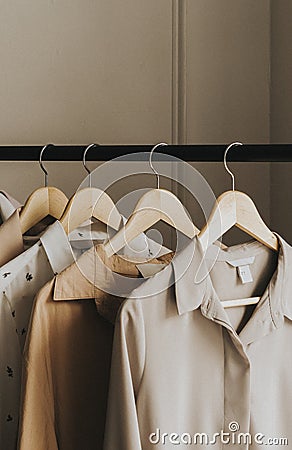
[0,221,75,450]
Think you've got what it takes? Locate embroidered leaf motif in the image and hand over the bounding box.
[6,415,13,422]
[21,328,26,335]
[26,273,33,282]
[2,272,11,278]
[6,366,13,378]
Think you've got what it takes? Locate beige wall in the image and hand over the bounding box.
[270,163,292,242]
[1,0,291,146]
[185,0,271,144]
[0,0,291,145]
[0,0,274,145]
[0,0,172,145]
[270,0,292,143]
[269,1,292,242]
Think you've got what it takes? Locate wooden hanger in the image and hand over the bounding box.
[104,143,227,257]
[198,190,278,252]
[60,187,122,234]
[198,142,278,308]
[60,144,122,234]
[104,187,200,257]
[20,144,69,234]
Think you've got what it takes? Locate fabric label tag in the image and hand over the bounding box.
[136,263,167,278]
[226,256,254,284]
[237,264,253,284]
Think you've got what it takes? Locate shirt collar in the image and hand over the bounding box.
[172,233,292,328]
[53,244,173,301]
[0,191,22,211]
[0,192,21,221]
[54,233,292,327]
[0,210,78,269]
[171,236,210,315]
[270,233,292,324]
[0,210,24,266]
[166,233,292,323]
[40,220,75,274]
[53,236,211,313]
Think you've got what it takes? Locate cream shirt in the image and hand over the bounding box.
[104,234,292,450]
[0,221,75,450]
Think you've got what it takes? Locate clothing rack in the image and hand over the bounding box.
[0,144,291,162]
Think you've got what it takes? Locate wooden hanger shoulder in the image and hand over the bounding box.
[60,187,122,234]
[20,187,68,234]
[104,188,198,257]
[131,188,198,236]
[199,190,278,252]
[234,191,278,250]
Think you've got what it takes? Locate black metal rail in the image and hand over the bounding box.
[0,144,291,162]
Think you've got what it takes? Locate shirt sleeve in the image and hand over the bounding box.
[103,299,146,450]
[18,280,58,450]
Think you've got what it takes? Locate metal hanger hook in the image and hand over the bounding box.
[39,144,54,187]
[82,143,99,187]
[223,142,243,191]
[149,142,168,189]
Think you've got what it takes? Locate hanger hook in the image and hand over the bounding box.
[39,144,54,187]
[149,143,168,189]
[82,143,99,187]
[223,141,243,191]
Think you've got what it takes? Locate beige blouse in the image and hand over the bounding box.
[104,234,292,450]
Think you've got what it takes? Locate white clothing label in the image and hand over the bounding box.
[237,264,253,284]
[226,256,255,284]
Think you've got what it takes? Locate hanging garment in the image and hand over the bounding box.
[103,234,292,450]
[17,245,174,450]
[0,209,55,267]
[0,211,24,266]
[0,192,22,223]
[0,192,24,267]
[0,221,76,450]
